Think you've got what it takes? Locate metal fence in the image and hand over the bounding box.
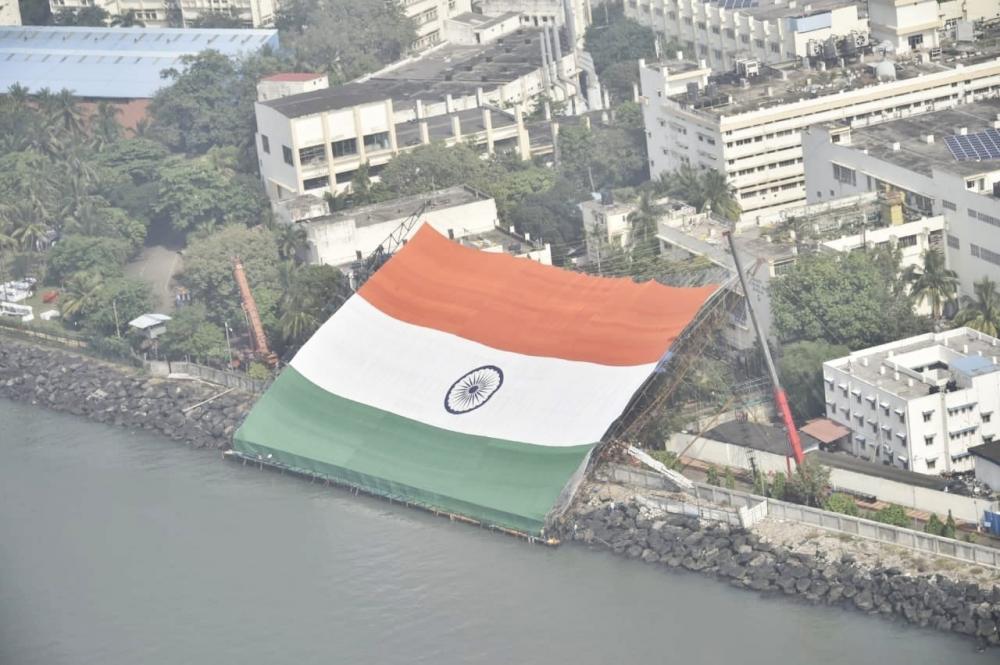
[608,465,1000,569]
[0,322,88,349]
[159,361,269,394]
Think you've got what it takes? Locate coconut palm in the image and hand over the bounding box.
[700,169,740,220]
[60,271,105,320]
[1,201,50,252]
[4,83,30,111]
[110,10,145,27]
[955,278,1000,337]
[902,248,958,320]
[278,223,309,262]
[51,88,86,138]
[279,297,319,345]
[628,190,662,250]
[91,101,123,148]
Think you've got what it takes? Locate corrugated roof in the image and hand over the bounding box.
[0,26,279,99]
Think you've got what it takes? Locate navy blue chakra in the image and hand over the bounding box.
[444,366,504,414]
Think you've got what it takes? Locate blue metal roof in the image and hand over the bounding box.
[952,354,998,377]
[0,26,279,99]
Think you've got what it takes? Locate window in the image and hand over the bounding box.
[947,234,960,249]
[832,163,856,186]
[740,34,749,43]
[926,459,936,471]
[363,132,391,152]
[754,38,764,48]
[334,169,357,184]
[923,411,933,422]
[711,26,719,34]
[282,145,293,166]
[261,135,270,154]
[984,412,992,423]
[897,234,917,248]
[925,435,934,446]
[332,138,358,158]
[303,175,328,190]
[769,42,780,54]
[943,200,956,211]
[298,144,325,165]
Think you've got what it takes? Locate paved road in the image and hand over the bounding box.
[124,245,182,312]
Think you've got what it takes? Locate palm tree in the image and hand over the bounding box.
[91,101,123,148]
[61,272,105,320]
[278,223,309,262]
[956,278,1000,337]
[279,296,319,345]
[627,190,662,251]
[5,83,29,112]
[700,169,740,220]
[902,248,958,320]
[1,201,50,252]
[110,10,145,27]
[52,88,85,139]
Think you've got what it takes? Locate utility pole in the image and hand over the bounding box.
[112,299,121,338]
[224,320,233,367]
[724,230,805,470]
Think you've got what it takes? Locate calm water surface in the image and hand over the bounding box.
[0,399,992,665]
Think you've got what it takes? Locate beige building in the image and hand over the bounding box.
[254,29,593,203]
[407,0,472,49]
[1,0,21,25]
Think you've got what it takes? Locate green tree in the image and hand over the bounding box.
[583,17,656,98]
[95,138,170,184]
[60,271,105,320]
[277,263,349,352]
[148,50,287,159]
[557,124,648,191]
[277,223,309,262]
[783,459,830,507]
[158,304,229,364]
[178,225,282,335]
[19,0,53,25]
[902,248,958,320]
[955,277,1000,337]
[52,6,109,25]
[109,10,145,26]
[723,467,736,490]
[771,250,928,349]
[869,504,910,527]
[188,10,244,28]
[706,465,721,486]
[91,101,124,149]
[46,236,130,282]
[78,276,153,337]
[378,143,485,195]
[778,340,850,422]
[943,511,957,539]
[277,0,415,83]
[51,88,85,138]
[925,513,944,536]
[824,493,860,516]
[770,471,787,500]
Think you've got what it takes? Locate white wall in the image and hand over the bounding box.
[306,197,499,267]
[975,457,1000,490]
[0,0,21,25]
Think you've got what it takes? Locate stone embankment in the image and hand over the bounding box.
[0,339,252,448]
[564,496,1000,648]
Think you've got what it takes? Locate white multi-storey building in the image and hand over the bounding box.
[824,328,1000,475]
[407,0,472,49]
[627,0,867,74]
[639,52,1000,226]
[255,28,593,203]
[802,98,1000,299]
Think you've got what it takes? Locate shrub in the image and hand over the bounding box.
[869,504,911,527]
[824,492,860,516]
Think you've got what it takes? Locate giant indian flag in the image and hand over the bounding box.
[235,226,717,535]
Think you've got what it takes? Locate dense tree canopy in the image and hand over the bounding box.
[158,304,229,365]
[778,340,851,422]
[771,250,929,350]
[277,0,415,83]
[47,236,131,283]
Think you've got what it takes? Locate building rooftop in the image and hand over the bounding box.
[842,98,1000,179]
[827,328,1000,399]
[0,26,279,98]
[448,11,521,28]
[307,185,490,230]
[969,441,1000,467]
[667,54,958,118]
[260,29,559,118]
[739,0,854,21]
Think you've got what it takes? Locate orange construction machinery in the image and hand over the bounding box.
[232,256,278,368]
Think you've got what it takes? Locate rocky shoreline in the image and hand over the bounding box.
[562,496,1000,649]
[0,338,252,449]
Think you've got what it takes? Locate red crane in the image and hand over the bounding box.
[724,231,805,470]
[232,256,278,368]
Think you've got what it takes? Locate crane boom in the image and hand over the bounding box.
[724,231,805,468]
[232,256,277,368]
[352,202,430,289]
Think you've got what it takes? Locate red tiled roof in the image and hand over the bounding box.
[800,418,851,444]
[262,72,324,82]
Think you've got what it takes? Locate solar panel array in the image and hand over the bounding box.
[944,129,1000,162]
[716,0,758,9]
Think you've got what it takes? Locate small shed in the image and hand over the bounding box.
[969,441,1000,491]
[128,313,171,340]
[800,418,851,452]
